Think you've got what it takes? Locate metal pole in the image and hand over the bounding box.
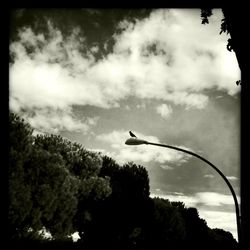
[146,141,241,243]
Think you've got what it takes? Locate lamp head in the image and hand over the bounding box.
[125,137,148,145]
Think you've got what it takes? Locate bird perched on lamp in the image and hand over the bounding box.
[129,131,137,138]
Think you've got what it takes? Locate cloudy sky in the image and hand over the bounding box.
[9,8,240,240]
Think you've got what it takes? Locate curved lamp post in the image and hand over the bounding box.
[125,137,241,243]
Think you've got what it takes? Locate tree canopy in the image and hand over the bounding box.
[201,8,244,82]
[9,112,111,241]
[9,112,238,249]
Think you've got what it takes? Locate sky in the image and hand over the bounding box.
[9,8,241,241]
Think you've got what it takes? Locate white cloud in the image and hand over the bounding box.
[151,191,240,209]
[215,95,223,99]
[87,148,106,154]
[20,107,99,134]
[173,191,184,195]
[96,130,191,165]
[112,9,240,96]
[136,103,146,109]
[226,176,238,181]
[156,104,173,119]
[90,45,99,53]
[168,92,209,110]
[159,165,174,170]
[204,174,214,178]
[10,9,240,132]
[10,24,102,133]
[151,193,195,206]
[195,192,240,206]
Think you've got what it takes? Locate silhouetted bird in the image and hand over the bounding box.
[129,131,137,138]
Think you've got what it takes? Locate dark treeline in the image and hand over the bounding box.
[9,112,238,249]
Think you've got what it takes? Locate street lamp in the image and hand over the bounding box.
[125,137,241,243]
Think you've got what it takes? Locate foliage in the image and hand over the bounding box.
[9,112,238,248]
[9,112,111,240]
[77,158,152,249]
[200,8,242,87]
[201,8,213,25]
[9,113,34,238]
[201,8,229,34]
[201,8,233,50]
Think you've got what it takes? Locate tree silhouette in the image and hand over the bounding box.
[9,113,111,241]
[201,8,245,79]
[9,113,34,239]
[79,159,152,249]
[145,198,186,249]
[9,113,239,249]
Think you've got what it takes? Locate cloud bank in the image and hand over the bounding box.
[96,130,191,165]
[10,9,240,133]
[156,104,173,119]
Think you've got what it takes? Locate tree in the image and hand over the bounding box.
[23,147,79,239]
[145,198,186,249]
[9,113,239,248]
[9,113,34,239]
[9,113,111,241]
[181,207,209,243]
[201,8,245,80]
[80,159,152,249]
[31,134,112,240]
[209,228,238,247]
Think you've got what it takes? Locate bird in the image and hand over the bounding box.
[129,131,137,138]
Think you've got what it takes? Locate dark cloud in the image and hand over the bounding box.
[10,8,152,59]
